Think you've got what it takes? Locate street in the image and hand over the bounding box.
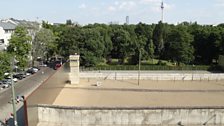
[0,67,55,125]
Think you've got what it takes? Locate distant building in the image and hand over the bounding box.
[109,21,119,25]
[125,16,129,25]
[0,21,16,51]
[0,18,41,51]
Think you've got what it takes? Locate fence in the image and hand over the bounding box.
[80,65,213,71]
[80,71,224,81]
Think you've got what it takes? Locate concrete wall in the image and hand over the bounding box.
[37,105,224,126]
[80,71,224,81]
[26,64,70,126]
[219,55,224,70]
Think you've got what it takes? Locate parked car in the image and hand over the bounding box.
[32,66,40,70]
[13,73,25,80]
[1,84,9,89]
[13,78,18,82]
[2,79,13,85]
[26,67,39,74]
[54,61,62,70]
[39,64,47,67]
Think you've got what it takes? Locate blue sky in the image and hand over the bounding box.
[1,0,224,25]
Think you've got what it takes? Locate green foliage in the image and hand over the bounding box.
[153,21,166,56]
[111,28,131,64]
[0,52,11,79]
[164,26,194,65]
[41,21,224,69]
[79,28,105,66]
[7,26,32,69]
[58,27,81,57]
[33,28,56,61]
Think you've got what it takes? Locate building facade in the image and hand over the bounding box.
[0,21,16,51]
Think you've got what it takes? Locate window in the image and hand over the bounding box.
[0,39,4,44]
[5,30,9,33]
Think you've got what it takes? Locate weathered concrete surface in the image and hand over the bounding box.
[37,105,224,126]
[26,67,224,126]
[69,55,80,84]
[219,55,224,70]
[80,71,224,80]
[26,65,69,126]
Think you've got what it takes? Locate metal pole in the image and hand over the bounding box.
[138,49,141,86]
[11,56,18,126]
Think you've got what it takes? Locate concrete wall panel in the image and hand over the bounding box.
[80,72,224,81]
[36,106,224,126]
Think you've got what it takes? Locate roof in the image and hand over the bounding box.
[0,21,16,30]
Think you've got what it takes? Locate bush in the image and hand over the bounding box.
[157,60,167,66]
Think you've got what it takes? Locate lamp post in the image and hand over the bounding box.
[138,49,141,86]
[11,56,18,126]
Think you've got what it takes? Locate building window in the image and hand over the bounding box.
[0,39,4,44]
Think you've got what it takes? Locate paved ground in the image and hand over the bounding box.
[53,79,224,107]
[24,68,224,126]
[0,67,55,125]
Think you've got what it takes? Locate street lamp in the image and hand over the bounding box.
[138,49,141,86]
[11,56,18,126]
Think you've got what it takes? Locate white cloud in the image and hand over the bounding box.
[79,3,87,9]
[107,1,137,11]
[140,0,161,4]
[109,0,173,12]
[118,1,136,10]
[108,6,116,11]
[215,0,224,7]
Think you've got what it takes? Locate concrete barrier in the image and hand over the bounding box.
[80,71,224,81]
[219,55,224,70]
[37,105,224,126]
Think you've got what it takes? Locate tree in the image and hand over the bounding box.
[79,28,105,66]
[164,26,194,65]
[7,26,32,69]
[58,27,81,58]
[128,36,147,65]
[111,29,131,64]
[0,52,11,79]
[148,39,155,61]
[92,24,113,63]
[153,21,166,56]
[32,28,56,64]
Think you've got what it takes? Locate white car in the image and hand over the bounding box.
[13,78,18,82]
[32,68,39,73]
[1,84,9,89]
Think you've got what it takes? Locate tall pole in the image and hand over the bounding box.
[161,1,164,22]
[138,49,141,86]
[11,56,18,126]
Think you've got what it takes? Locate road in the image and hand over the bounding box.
[0,67,55,124]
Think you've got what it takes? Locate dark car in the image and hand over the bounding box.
[26,68,35,74]
[2,79,12,85]
[13,73,25,80]
[26,67,39,74]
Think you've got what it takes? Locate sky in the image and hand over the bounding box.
[1,0,224,25]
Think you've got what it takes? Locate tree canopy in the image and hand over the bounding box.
[42,21,224,66]
[7,26,32,69]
